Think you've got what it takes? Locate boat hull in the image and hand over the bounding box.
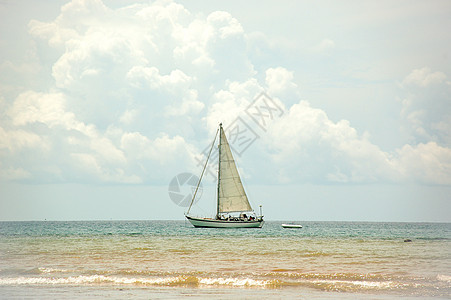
[282,224,302,228]
[186,216,264,228]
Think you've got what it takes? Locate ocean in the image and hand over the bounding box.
[0,221,450,299]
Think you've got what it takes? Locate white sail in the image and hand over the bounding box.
[217,126,252,213]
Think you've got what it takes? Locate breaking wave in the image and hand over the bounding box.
[0,275,272,288]
[2,268,450,297]
[0,272,431,292]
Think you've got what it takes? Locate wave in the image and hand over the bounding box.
[0,273,423,292]
[33,267,392,282]
[1,269,448,296]
[0,275,272,288]
[38,268,71,274]
[437,274,451,282]
[264,271,391,282]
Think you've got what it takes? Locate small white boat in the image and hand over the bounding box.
[282,223,303,229]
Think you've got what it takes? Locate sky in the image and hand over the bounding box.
[0,0,450,222]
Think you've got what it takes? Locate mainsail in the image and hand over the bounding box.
[217,125,252,213]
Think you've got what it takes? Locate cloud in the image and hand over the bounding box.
[400,67,451,146]
[311,39,335,53]
[402,67,447,87]
[0,165,31,180]
[3,89,198,184]
[119,131,199,181]
[263,100,396,183]
[204,11,255,82]
[127,67,192,91]
[121,132,195,164]
[205,78,262,131]
[0,0,450,187]
[126,66,204,116]
[265,67,298,96]
[8,91,74,128]
[261,98,451,185]
[69,152,140,184]
[394,142,451,185]
[0,127,45,153]
[18,0,256,183]
[119,109,138,125]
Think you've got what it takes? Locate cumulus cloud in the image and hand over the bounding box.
[261,99,451,185]
[400,67,451,146]
[263,101,397,183]
[9,91,75,128]
[0,127,45,153]
[2,89,198,184]
[265,67,298,95]
[126,66,204,116]
[127,67,192,91]
[0,0,449,187]
[394,142,451,185]
[205,79,261,131]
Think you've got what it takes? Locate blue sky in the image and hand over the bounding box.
[1,0,450,222]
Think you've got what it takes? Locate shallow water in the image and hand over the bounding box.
[0,221,450,299]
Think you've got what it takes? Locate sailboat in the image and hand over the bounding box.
[185,123,264,228]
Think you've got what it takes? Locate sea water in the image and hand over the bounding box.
[0,221,450,299]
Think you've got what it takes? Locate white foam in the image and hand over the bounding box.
[437,274,451,283]
[38,267,70,274]
[0,275,270,287]
[348,280,393,288]
[0,275,181,286]
[311,279,394,289]
[199,277,269,287]
[0,275,112,285]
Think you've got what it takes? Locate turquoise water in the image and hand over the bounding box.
[1,221,450,299]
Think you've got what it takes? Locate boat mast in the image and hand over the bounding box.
[216,123,222,219]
